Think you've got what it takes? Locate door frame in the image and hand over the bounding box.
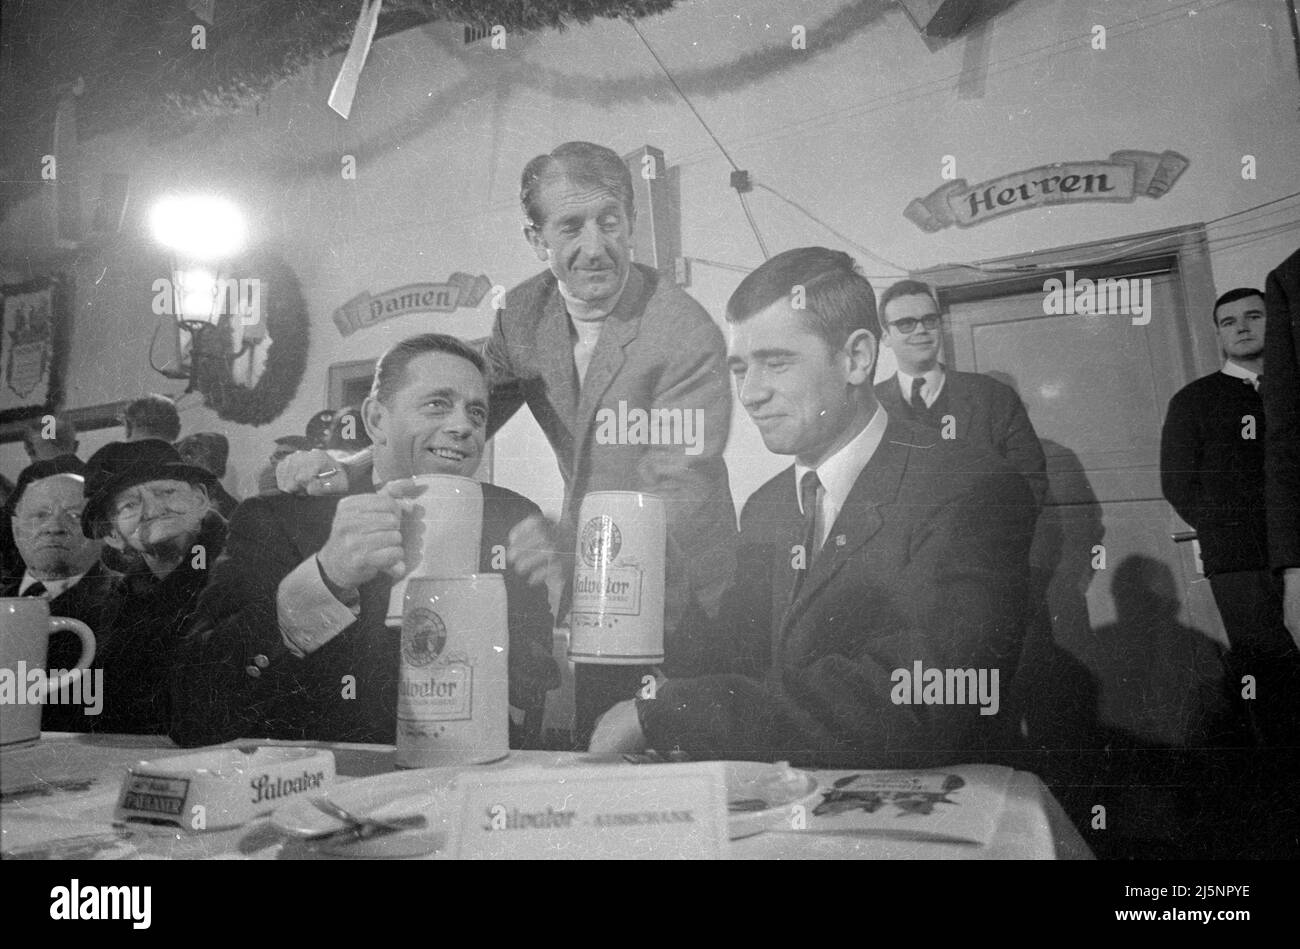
[913,223,1221,383]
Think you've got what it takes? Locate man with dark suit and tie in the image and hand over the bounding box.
[170,334,559,747]
[590,248,1037,767]
[2,456,116,731]
[1161,287,1300,747]
[873,280,1047,508]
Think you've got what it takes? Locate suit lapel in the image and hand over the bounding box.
[780,425,911,637]
[941,369,973,439]
[537,289,580,435]
[569,266,648,496]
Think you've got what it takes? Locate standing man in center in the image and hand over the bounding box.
[487,142,737,739]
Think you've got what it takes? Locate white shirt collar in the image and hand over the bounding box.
[1220,361,1259,385]
[556,267,631,324]
[896,364,947,407]
[19,569,88,599]
[794,405,889,535]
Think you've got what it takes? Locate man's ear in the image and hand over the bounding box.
[102,529,126,552]
[362,396,388,447]
[524,225,549,263]
[843,329,878,387]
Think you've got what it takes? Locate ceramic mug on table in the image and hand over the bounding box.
[0,597,96,747]
[396,573,509,768]
[568,490,666,665]
[385,474,483,627]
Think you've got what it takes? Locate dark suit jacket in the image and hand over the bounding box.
[876,369,1047,507]
[170,481,559,748]
[1264,248,1300,570]
[1,561,118,733]
[483,263,738,666]
[1160,371,1269,575]
[637,417,1037,769]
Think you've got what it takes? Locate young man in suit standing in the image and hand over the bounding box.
[171,334,559,748]
[1161,287,1300,748]
[590,248,1036,767]
[874,280,1047,508]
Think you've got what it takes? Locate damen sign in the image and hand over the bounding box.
[904,149,1189,232]
[331,273,493,336]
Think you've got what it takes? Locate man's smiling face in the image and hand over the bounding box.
[366,351,487,480]
[526,173,634,316]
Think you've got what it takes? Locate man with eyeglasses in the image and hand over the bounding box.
[873,280,1047,507]
[2,456,116,731]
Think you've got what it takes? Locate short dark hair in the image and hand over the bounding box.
[520,141,635,230]
[175,432,230,479]
[878,279,939,333]
[122,394,181,441]
[21,413,77,455]
[370,334,487,405]
[725,247,878,352]
[1212,287,1264,324]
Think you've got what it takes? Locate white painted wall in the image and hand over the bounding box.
[2,0,1296,515]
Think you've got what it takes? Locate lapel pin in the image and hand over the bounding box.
[835,534,846,547]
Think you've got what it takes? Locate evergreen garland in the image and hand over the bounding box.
[192,251,309,426]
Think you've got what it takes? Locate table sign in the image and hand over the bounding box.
[114,747,336,832]
[448,762,729,859]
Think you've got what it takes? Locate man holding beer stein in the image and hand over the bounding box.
[277,142,739,743]
[171,334,559,751]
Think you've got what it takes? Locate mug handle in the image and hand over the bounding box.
[45,617,96,695]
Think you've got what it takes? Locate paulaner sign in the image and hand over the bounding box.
[904,149,1189,232]
[332,273,492,337]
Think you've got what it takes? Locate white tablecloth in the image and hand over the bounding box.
[0,733,1092,860]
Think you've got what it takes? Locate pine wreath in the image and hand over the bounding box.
[191,251,309,426]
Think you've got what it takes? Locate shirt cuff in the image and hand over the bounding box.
[277,556,361,657]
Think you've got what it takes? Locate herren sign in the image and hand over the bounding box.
[332,273,493,336]
[904,149,1189,232]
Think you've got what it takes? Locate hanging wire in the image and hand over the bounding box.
[629,19,770,259]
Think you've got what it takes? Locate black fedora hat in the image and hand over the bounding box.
[81,439,219,538]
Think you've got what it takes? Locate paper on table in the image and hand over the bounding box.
[800,764,1014,845]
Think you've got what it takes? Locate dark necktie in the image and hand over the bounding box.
[910,376,929,418]
[22,581,47,597]
[792,471,821,601]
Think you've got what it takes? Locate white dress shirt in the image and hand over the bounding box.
[1220,360,1261,391]
[793,405,889,550]
[18,570,87,599]
[896,365,947,408]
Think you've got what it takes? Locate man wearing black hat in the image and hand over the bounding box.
[79,439,227,734]
[3,457,117,730]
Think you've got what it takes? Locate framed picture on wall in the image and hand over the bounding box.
[0,274,73,433]
[326,357,493,482]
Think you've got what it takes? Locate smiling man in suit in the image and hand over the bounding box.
[874,279,1047,509]
[590,248,1037,767]
[170,334,559,747]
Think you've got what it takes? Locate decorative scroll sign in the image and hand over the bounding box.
[904,149,1189,232]
[331,274,493,337]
